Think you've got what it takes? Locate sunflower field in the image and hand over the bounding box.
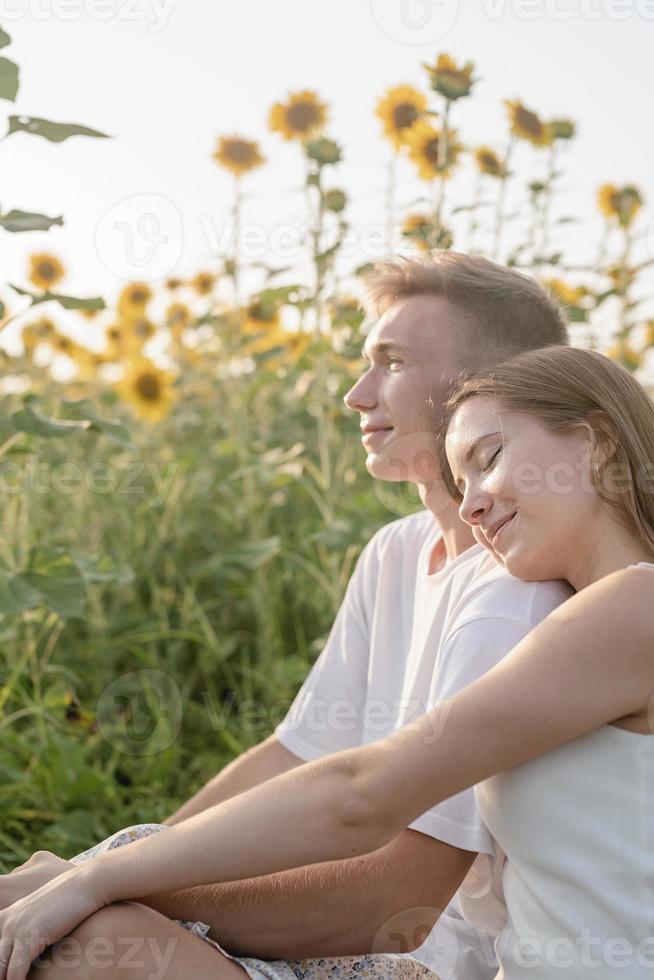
[0,35,652,865]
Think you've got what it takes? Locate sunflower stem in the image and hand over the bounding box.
[232,177,242,306]
[492,135,515,260]
[386,152,397,249]
[467,169,482,251]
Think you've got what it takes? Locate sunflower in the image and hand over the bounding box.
[402,214,435,252]
[165,277,183,290]
[115,358,176,422]
[28,253,65,291]
[127,316,157,349]
[242,298,282,336]
[405,120,463,181]
[50,332,79,358]
[166,302,193,331]
[190,271,217,296]
[375,85,428,150]
[543,278,587,307]
[212,135,265,178]
[117,282,153,319]
[607,339,641,372]
[474,146,506,179]
[104,323,128,359]
[643,321,654,348]
[269,90,328,141]
[504,100,552,147]
[597,184,643,228]
[424,54,475,101]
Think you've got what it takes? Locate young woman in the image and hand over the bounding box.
[1,345,653,980]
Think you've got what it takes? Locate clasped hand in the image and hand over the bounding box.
[0,856,106,980]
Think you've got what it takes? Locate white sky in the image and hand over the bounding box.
[0,0,653,346]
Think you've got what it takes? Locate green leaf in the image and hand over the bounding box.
[7,115,110,143]
[0,550,87,619]
[0,26,11,49]
[9,284,104,311]
[0,211,63,232]
[0,56,18,101]
[0,299,4,318]
[0,573,41,615]
[60,399,132,448]
[11,405,92,439]
[68,552,135,586]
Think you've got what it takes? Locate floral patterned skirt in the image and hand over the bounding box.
[71,823,438,979]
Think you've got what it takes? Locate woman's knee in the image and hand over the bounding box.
[36,902,178,978]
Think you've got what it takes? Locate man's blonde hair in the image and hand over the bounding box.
[363,251,569,369]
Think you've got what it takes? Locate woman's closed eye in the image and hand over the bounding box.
[482,445,502,473]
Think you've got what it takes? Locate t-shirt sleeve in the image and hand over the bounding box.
[408,616,536,855]
[274,541,376,760]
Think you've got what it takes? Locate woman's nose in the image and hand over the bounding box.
[459,486,492,527]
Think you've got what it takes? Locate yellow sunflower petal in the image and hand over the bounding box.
[28,253,65,291]
[213,135,265,177]
[504,99,552,147]
[269,90,328,141]
[375,85,428,150]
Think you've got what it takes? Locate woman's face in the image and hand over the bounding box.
[445,396,602,581]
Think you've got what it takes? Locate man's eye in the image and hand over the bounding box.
[482,446,502,472]
[388,359,402,371]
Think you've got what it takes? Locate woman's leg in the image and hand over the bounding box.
[27,902,248,979]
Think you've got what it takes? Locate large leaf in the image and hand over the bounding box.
[7,115,110,143]
[0,56,18,101]
[11,405,91,439]
[9,283,104,312]
[0,550,86,619]
[60,399,132,448]
[0,26,11,49]
[0,210,63,232]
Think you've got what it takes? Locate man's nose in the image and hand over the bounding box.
[459,485,492,527]
[344,373,376,412]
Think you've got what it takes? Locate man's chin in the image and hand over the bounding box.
[364,452,414,482]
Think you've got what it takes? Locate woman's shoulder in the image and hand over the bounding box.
[555,564,654,650]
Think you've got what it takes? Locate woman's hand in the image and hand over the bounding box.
[0,865,106,980]
[0,852,73,912]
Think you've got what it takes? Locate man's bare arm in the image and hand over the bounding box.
[137,829,475,957]
[154,734,474,957]
[164,734,302,826]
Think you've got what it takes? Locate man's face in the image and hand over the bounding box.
[344,294,462,484]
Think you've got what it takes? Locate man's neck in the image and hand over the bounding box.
[418,481,477,562]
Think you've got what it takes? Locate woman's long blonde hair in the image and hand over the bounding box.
[439,345,654,558]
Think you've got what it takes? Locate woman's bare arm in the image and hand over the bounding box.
[77,567,653,906]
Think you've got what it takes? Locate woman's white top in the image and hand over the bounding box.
[472,562,654,979]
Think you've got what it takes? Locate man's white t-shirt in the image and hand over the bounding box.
[276,510,573,980]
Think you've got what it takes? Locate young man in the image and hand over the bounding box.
[19,254,572,980]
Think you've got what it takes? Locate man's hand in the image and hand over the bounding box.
[0,851,73,911]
